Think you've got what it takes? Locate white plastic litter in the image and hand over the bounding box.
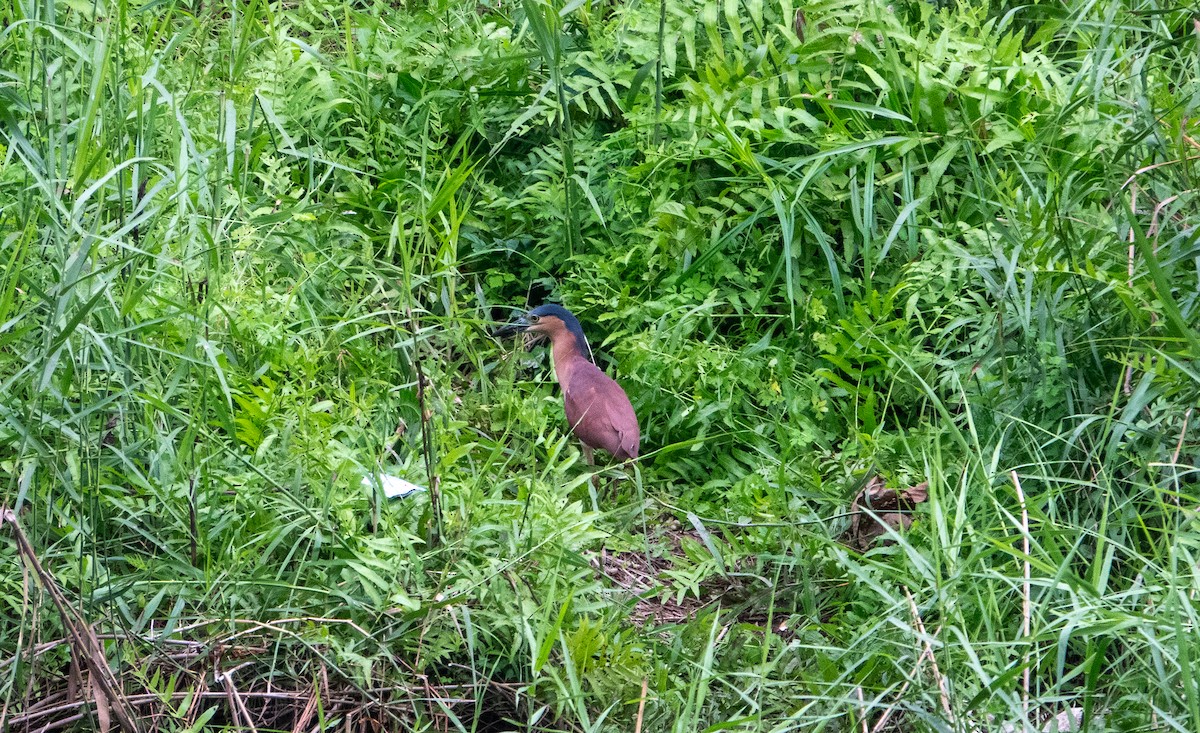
[361,472,426,499]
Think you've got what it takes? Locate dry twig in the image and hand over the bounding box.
[865,587,955,733]
[634,677,648,733]
[854,686,869,733]
[221,671,260,733]
[1010,472,1032,720]
[1172,407,1192,466]
[0,508,143,733]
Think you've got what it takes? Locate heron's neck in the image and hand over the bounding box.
[550,335,590,392]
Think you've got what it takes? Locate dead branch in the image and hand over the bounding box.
[1,508,144,733]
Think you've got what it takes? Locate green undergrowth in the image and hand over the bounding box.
[1,0,1198,730]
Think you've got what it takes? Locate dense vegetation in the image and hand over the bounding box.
[2,0,1198,729]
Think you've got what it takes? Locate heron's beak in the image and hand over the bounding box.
[493,314,531,338]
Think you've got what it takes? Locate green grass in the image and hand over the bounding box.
[1,0,1198,730]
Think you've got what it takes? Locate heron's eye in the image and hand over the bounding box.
[529,315,540,323]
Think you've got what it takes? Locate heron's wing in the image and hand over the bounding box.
[563,363,640,460]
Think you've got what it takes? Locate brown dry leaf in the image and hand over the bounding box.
[76,660,110,733]
[793,10,806,42]
[843,477,929,550]
[93,676,113,733]
[101,414,119,447]
[67,651,81,705]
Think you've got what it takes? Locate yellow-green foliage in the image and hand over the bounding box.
[0,0,1197,730]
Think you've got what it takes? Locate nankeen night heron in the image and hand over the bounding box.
[498,304,640,467]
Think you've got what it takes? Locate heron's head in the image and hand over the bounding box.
[496,304,590,357]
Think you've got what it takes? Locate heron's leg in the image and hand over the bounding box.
[582,445,600,492]
[581,444,607,575]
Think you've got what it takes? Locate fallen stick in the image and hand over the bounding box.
[0,508,143,733]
